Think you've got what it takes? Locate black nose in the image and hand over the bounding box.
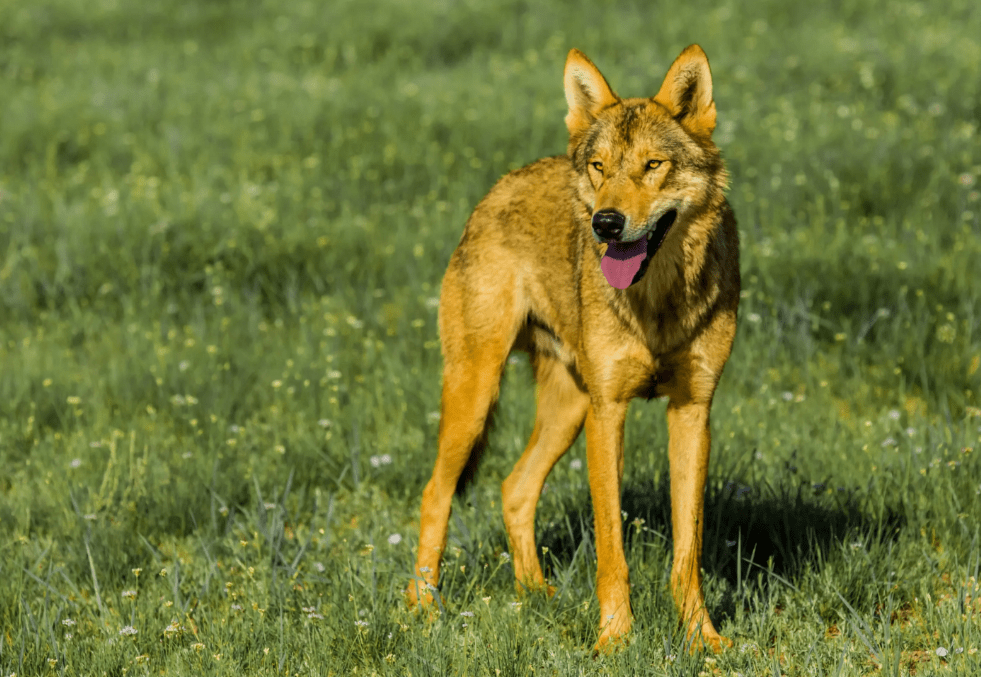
[592,210,626,240]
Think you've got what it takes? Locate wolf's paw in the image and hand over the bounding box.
[592,630,630,656]
[404,580,435,610]
[705,634,733,653]
[686,626,732,654]
[592,611,632,655]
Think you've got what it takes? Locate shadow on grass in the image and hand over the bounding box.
[534,466,905,625]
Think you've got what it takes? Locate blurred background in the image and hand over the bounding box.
[0,0,979,673]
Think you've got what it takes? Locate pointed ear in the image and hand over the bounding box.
[564,49,619,137]
[653,44,716,138]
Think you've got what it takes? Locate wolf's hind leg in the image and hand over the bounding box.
[501,355,588,594]
[407,343,509,608]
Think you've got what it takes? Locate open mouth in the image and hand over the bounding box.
[599,209,677,289]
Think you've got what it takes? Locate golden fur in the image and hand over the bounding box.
[407,45,740,653]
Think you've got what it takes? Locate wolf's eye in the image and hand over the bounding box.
[646,160,663,170]
[589,161,604,173]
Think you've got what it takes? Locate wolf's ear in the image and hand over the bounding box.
[654,44,716,138]
[564,49,619,137]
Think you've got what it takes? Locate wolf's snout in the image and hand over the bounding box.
[591,210,625,241]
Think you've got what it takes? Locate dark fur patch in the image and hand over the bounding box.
[527,311,559,341]
[616,103,644,146]
[455,402,497,495]
[674,87,697,122]
[572,126,603,171]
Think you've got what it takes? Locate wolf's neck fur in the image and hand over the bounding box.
[623,192,731,349]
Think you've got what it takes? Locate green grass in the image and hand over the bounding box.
[1,0,980,674]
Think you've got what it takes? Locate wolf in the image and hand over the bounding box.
[406,44,739,652]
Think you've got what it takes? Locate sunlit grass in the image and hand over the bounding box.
[1,0,980,674]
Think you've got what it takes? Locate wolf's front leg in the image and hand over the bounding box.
[666,399,730,652]
[584,400,633,651]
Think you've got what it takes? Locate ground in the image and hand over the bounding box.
[0,0,979,674]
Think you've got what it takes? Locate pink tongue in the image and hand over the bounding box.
[601,239,647,289]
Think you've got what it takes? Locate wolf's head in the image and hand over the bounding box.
[564,45,727,289]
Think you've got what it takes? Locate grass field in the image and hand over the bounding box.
[1,0,980,674]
